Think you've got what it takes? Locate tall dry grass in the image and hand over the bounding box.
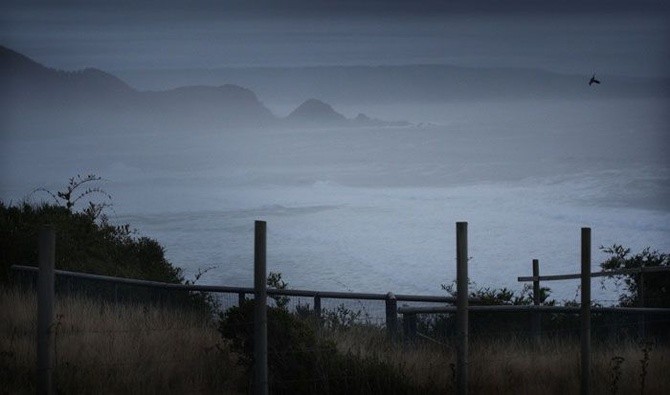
[0,286,244,394]
[330,326,670,394]
[3,284,669,394]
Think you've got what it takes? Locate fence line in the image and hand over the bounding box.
[15,222,670,395]
[517,252,670,343]
[396,226,670,395]
[12,242,467,395]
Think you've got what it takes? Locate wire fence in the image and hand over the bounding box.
[6,266,670,389]
[7,261,670,339]
[4,276,669,394]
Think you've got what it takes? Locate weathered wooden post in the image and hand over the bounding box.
[238,292,246,307]
[254,221,268,395]
[638,267,646,339]
[385,292,398,340]
[580,227,591,395]
[532,259,541,344]
[37,226,55,395]
[313,294,322,319]
[456,222,469,395]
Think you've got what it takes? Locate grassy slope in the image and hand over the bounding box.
[1,286,244,394]
[4,284,669,394]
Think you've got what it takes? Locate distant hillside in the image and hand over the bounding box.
[0,45,133,104]
[284,98,409,128]
[1,45,403,135]
[0,45,276,132]
[140,85,275,125]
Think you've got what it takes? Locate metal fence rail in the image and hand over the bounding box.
[518,265,670,282]
[10,265,455,302]
[397,304,670,314]
[10,264,461,322]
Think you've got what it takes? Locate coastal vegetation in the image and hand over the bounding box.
[2,284,669,394]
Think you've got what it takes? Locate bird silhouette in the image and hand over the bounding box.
[589,74,601,86]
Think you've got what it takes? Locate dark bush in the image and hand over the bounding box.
[0,200,217,314]
[218,301,423,394]
[601,245,670,338]
[0,201,183,284]
[600,245,669,308]
[219,301,332,393]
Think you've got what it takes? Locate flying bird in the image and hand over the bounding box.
[589,74,601,86]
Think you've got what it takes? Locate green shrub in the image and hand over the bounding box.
[266,271,290,309]
[601,245,670,339]
[600,245,669,308]
[0,201,183,284]
[0,175,217,313]
[322,303,365,331]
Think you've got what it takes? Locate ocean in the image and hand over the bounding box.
[2,97,668,303]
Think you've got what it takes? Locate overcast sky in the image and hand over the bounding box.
[1,1,669,77]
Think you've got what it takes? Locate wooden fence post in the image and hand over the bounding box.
[385,292,398,340]
[238,292,246,307]
[254,221,268,395]
[456,222,469,395]
[314,294,321,319]
[532,259,541,345]
[580,228,591,395]
[638,268,646,339]
[37,226,55,395]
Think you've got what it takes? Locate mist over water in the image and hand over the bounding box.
[2,96,668,302]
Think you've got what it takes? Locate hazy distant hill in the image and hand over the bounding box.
[286,98,348,125]
[116,64,670,107]
[0,45,133,105]
[0,45,276,132]
[283,98,410,128]
[1,45,403,135]
[140,85,275,126]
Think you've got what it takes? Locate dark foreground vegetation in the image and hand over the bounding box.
[3,284,669,394]
[0,175,183,284]
[0,175,218,313]
[219,301,426,394]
